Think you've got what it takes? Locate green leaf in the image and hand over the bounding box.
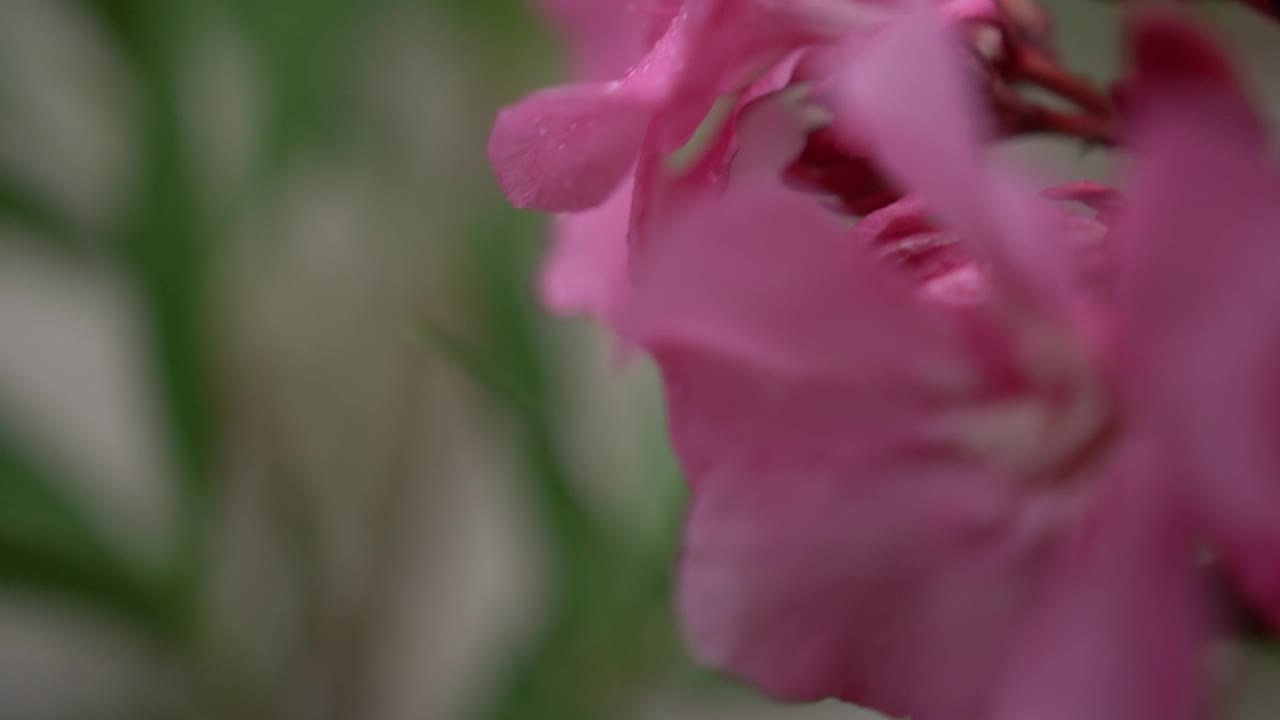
[428,205,603,556]
[0,420,166,636]
[0,433,96,552]
[122,76,217,620]
[124,93,214,507]
[220,0,372,188]
[423,203,688,719]
[0,532,167,635]
[479,593,678,720]
[0,167,76,251]
[433,0,544,50]
[465,209,554,419]
[80,0,217,618]
[419,321,527,414]
[71,0,185,72]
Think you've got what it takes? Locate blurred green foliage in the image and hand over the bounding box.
[0,1,690,718]
[427,205,685,720]
[0,169,77,252]
[0,419,166,636]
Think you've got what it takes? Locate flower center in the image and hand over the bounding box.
[944,323,1116,484]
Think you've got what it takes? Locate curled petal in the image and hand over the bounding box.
[488,83,659,211]
[835,7,1077,311]
[851,196,971,291]
[726,88,816,184]
[622,180,958,377]
[489,0,870,212]
[630,55,806,248]
[540,57,809,321]
[1117,14,1280,631]
[487,8,692,211]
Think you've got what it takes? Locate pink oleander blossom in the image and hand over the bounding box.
[540,58,809,319]
[488,0,877,213]
[492,0,1113,322]
[495,1,1056,320]
[499,0,875,319]
[619,9,1279,720]
[523,1,666,318]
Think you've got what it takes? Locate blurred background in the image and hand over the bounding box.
[0,1,1276,719]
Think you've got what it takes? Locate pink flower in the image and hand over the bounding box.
[494,0,877,318]
[520,1,672,319]
[619,8,1279,720]
[488,0,873,213]
[538,52,810,319]
[491,0,1115,321]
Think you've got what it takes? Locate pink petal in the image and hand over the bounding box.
[619,178,952,481]
[850,195,973,293]
[990,441,1211,720]
[622,180,957,377]
[941,0,1001,21]
[492,0,883,214]
[536,0,681,80]
[726,87,816,185]
[539,174,634,318]
[1115,16,1280,631]
[678,447,1052,718]
[834,7,1076,310]
[621,180,1051,717]
[833,8,986,225]
[629,55,805,249]
[677,0,883,99]
[488,82,660,211]
[640,0,883,168]
[621,180,968,483]
[535,45,807,319]
[487,10,691,212]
